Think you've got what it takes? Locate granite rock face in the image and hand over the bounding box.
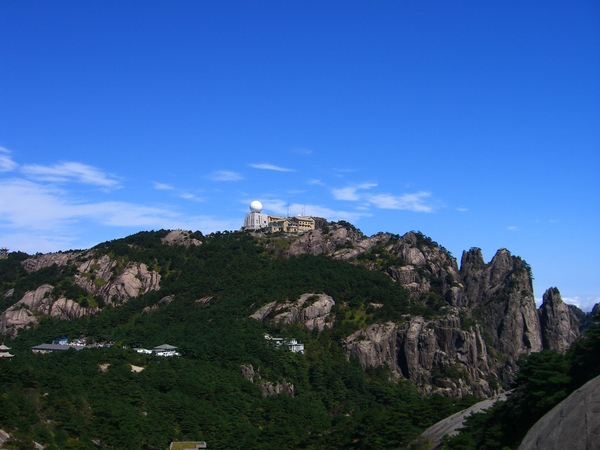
[161,230,202,247]
[538,287,580,354]
[21,252,81,273]
[518,375,600,450]
[1,252,161,336]
[74,255,161,305]
[343,315,494,397]
[460,248,542,380]
[250,293,335,331]
[0,284,98,337]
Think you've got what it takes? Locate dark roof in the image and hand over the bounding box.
[32,344,86,352]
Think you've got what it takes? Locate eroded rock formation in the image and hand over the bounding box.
[250,293,335,331]
[0,284,98,337]
[538,287,580,354]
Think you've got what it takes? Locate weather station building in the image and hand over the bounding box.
[242,200,316,233]
[243,200,269,230]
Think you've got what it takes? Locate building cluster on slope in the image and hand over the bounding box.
[28,338,180,357]
[243,201,315,233]
[264,334,305,353]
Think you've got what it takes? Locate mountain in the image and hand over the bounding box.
[1,225,588,396]
[0,223,595,449]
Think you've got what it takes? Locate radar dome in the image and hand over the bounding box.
[249,200,263,213]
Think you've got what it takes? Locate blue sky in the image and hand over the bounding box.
[1,1,598,310]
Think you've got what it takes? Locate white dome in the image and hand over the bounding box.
[249,200,263,213]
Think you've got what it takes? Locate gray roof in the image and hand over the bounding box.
[32,344,86,352]
[153,344,177,352]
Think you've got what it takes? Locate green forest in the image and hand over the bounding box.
[0,230,598,449]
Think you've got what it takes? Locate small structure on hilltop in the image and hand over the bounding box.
[242,200,315,233]
[0,248,8,259]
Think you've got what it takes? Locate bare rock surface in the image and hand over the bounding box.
[21,251,82,273]
[344,315,494,397]
[0,284,98,337]
[250,293,335,331]
[417,392,509,448]
[538,287,580,353]
[518,375,600,450]
[161,230,202,247]
[75,255,161,305]
[257,380,295,397]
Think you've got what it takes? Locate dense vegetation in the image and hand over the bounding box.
[441,314,600,449]
[0,231,476,449]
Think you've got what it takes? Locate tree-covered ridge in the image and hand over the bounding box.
[0,230,477,449]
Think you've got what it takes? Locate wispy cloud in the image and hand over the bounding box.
[20,161,121,188]
[0,147,18,172]
[0,178,237,252]
[367,192,433,212]
[153,182,175,190]
[507,226,519,231]
[456,207,468,212]
[180,192,203,202]
[208,170,244,181]
[332,183,377,201]
[250,163,295,172]
[307,179,325,186]
[258,199,369,223]
[562,296,600,312]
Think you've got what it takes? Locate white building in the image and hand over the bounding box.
[243,200,269,230]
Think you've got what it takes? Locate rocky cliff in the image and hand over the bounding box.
[0,251,161,336]
[538,287,580,354]
[276,224,583,395]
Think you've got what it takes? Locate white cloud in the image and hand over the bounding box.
[332,183,377,201]
[0,177,240,252]
[367,191,433,212]
[562,296,600,312]
[507,226,519,231]
[180,193,204,202]
[153,182,175,190]
[456,207,468,212]
[332,187,361,201]
[258,199,369,223]
[0,147,18,172]
[21,161,121,188]
[208,170,244,181]
[250,163,295,172]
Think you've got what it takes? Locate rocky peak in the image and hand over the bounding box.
[538,287,580,353]
[161,230,202,247]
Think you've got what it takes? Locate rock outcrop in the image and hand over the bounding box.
[21,251,81,273]
[1,253,161,336]
[460,248,542,381]
[250,293,335,331]
[161,230,202,247]
[74,255,161,305]
[538,287,580,353]
[343,315,495,397]
[240,364,294,397]
[518,375,600,450]
[0,284,98,337]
